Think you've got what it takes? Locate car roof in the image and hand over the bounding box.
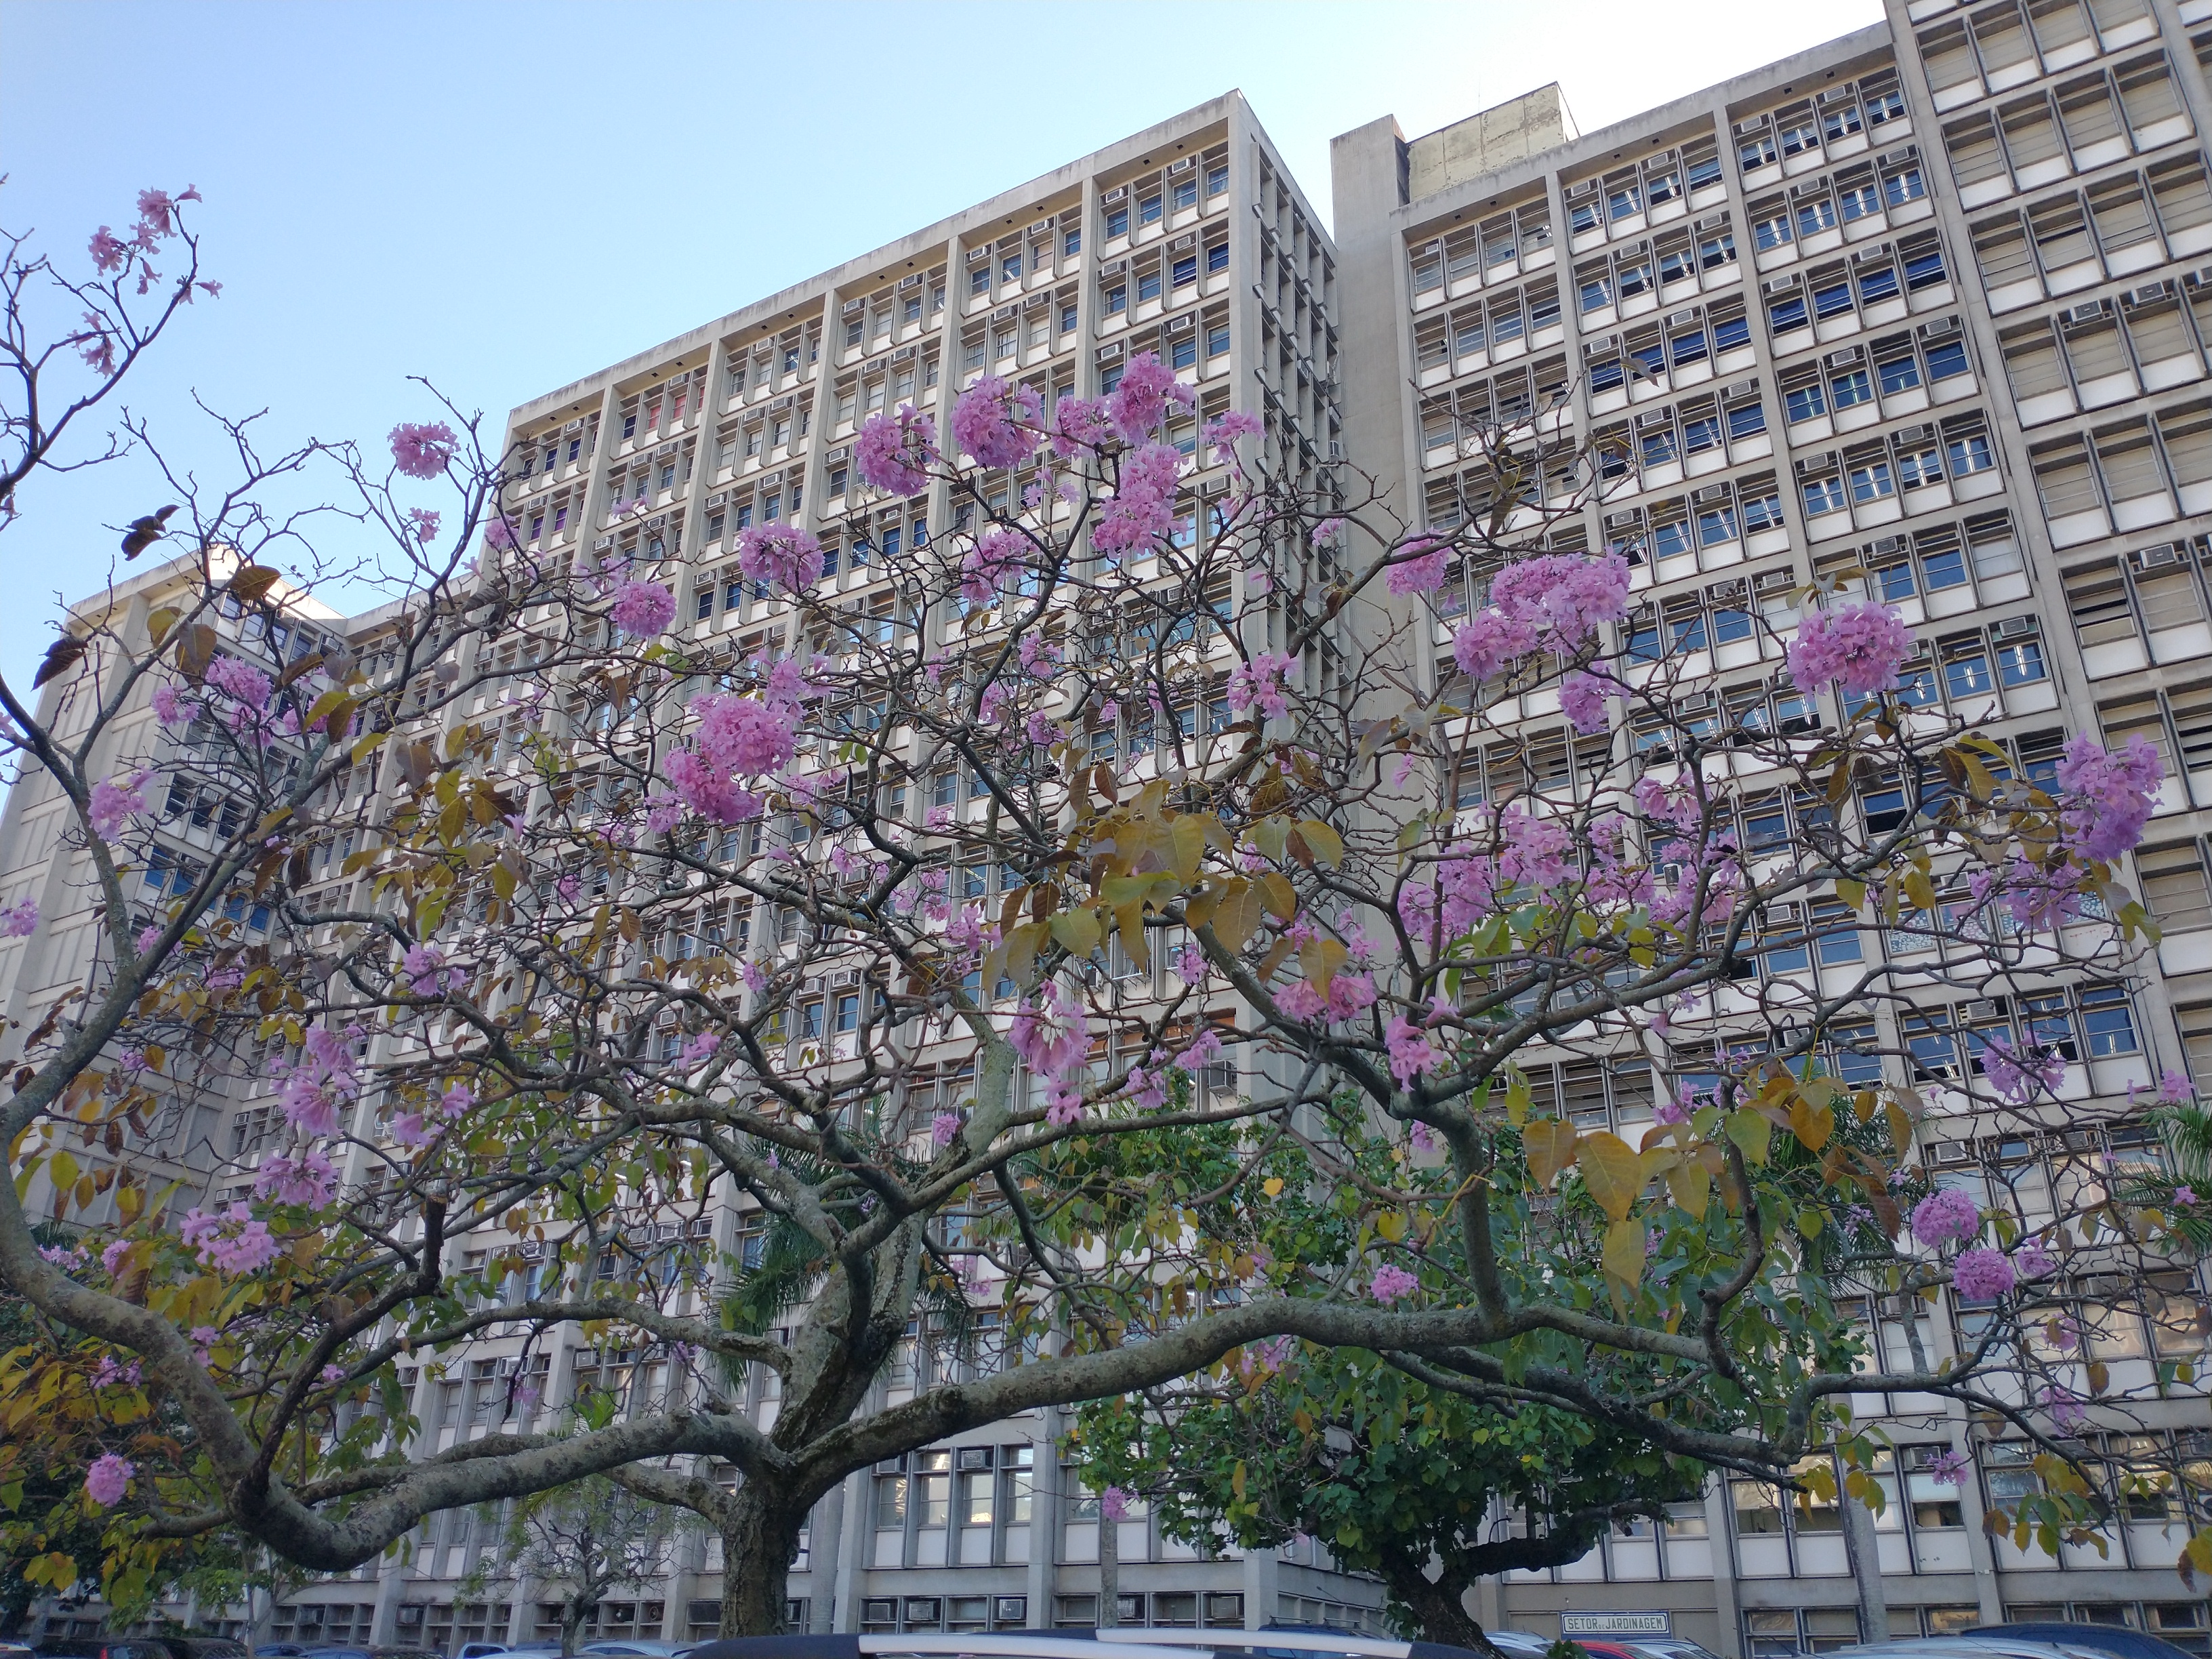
[1962,1632,2204,1659]
[1005,1632,1492,1659]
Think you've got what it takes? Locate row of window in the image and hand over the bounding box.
[1735,70,1910,174]
[2030,397,2212,546]
[2001,282,2212,423]
[1575,224,1739,316]
[1971,155,2212,310]
[1944,51,2194,207]
[1099,153,1230,243]
[1765,235,1952,336]
[2063,534,2212,670]
[1797,414,2000,523]
[1414,276,1564,371]
[1408,198,1555,295]
[1917,0,2163,117]
[1565,138,1727,238]
[1746,157,1931,255]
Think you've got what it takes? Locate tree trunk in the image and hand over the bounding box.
[1098,1503,1118,1629]
[718,1482,807,1637]
[1378,1557,1500,1656]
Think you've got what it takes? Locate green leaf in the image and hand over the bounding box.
[1725,1109,1773,1167]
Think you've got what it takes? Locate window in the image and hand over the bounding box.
[1137,268,1161,302]
[1207,323,1229,358]
[1728,400,1767,438]
[1741,134,1778,169]
[1786,382,1827,424]
[1925,337,1969,380]
[1770,293,1809,332]
[1105,284,1126,314]
[1947,432,1994,476]
[1797,198,1838,237]
[1172,255,1197,287]
[1700,231,1738,268]
[1106,205,1128,238]
[1139,194,1162,225]
[1170,333,1196,370]
[1878,352,1922,394]
[1171,176,1197,211]
[2080,985,2139,1057]
[1208,242,1228,274]
[1804,476,1848,516]
[1206,163,1229,196]
[1884,166,1927,209]
[1832,369,1874,407]
[1850,460,1896,502]
[1753,213,1793,251]
[1904,249,1946,289]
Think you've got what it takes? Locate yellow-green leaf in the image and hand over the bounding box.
[1725,1108,1773,1166]
[1525,1119,1578,1189]
[1049,908,1103,957]
[1578,1130,1643,1223]
[1602,1216,1647,1286]
[1296,818,1344,868]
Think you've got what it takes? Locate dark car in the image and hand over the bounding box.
[37,1641,248,1659]
[1952,1630,2203,1659]
[298,1647,444,1659]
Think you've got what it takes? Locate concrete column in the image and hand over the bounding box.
[1701,1477,1744,1659]
[805,1481,844,1634]
[1241,1546,1279,1630]
[1027,1413,1061,1629]
[1841,1486,1890,1639]
[832,1467,869,1633]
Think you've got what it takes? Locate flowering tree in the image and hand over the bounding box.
[0,186,2207,1645]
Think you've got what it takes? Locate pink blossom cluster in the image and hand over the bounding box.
[736,525,824,591]
[1786,601,1913,701]
[1978,1034,2066,1105]
[1651,842,1742,929]
[83,1452,135,1508]
[205,653,273,711]
[151,682,199,728]
[1909,1187,1982,1249]
[1498,808,1572,890]
[253,1149,337,1207]
[1925,1449,1971,1488]
[1107,352,1195,444]
[931,1111,963,1148]
[1633,774,1704,833]
[87,773,148,840]
[609,579,676,637]
[1092,442,1183,556]
[1048,395,1118,459]
[1451,608,1539,681]
[960,527,1027,607]
[1486,551,1634,650]
[91,1355,142,1390]
[1099,1486,1134,1523]
[1559,670,1613,735]
[1172,1026,1224,1076]
[407,507,441,545]
[664,691,801,825]
[389,421,459,480]
[390,1081,474,1149]
[402,941,462,996]
[2053,731,2163,865]
[1275,970,1378,1025]
[177,1202,281,1273]
[854,405,939,495]
[1227,653,1296,722]
[1385,1014,1442,1087]
[951,375,1042,470]
[1370,1263,1420,1303]
[1010,981,1090,1126]
[1385,537,1451,596]
[1950,1246,2016,1301]
[276,1025,359,1137]
[0,898,37,939]
[2042,1384,2087,1430]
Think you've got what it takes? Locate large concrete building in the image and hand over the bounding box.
[5,3,2211,1654]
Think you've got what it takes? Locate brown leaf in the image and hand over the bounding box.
[176,622,217,680]
[119,504,178,559]
[1258,872,1298,921]
[33,636,87,688]
[228,565,283,605]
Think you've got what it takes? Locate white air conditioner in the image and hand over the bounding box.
[1167,157,1195,176]
[1824,346,1864,367]
[1755,569,1797,592]
[823,447,848,465]
[1878,144,1919,167]
[2131,542,2182,572]
[1918,315,1961,339]
[1724,377,1759,400]
[1763,274,1801,295]
[1103,184,1129,203]
[1869,535,1905,556]
[1735,115,1771,136]
[1992,615,2039,638]
[841,298,864,316]
[898,273,923,291]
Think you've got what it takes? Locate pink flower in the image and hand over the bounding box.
[319,1363,346,1385]
[1099,1485,1134,1523]
[1452,608,1540,680]
[1106,352,1194,445]
[1486,552,1633,649]
[87,773,148,840]
[402,942,456,996]
[89,226,130,274]
[1653,1088,1694,1126]
[1385,538,1450,596]
[1559,670,1612,735]
[1093,441,1182,556]
[134,185,199,238]
[663,692,798,824]
[102,1240,132,1275]
[84,1453,134,1508]
[1174,1027,1224,1075]
[1951,1246,2015,1301]
[2054,732,2163,865]
[1909,1188,1982,1249]
[406,506,442,546]
[1276,979,1326,1022]
[1204,409,1263,452]
[2015,1239,2057,1279]
[483,510,518,551]
[932,1111,962,1147]
[176,1202,280,1273]
[0,898,37,939]
[1227,653,1296,722]
[253,1150,337,1208]
[150,683,198,728]
[276,1025,359,1136]
[1498,808,1572,890]
[609,579,676,637]
[2156,1067,2193,1104]
[1786,602,1912,701]
[1326,971,1377,1021]
[951,375,1042,470]
[205,654,272,710]
[390,421,459,480]
[1370,1263,1420,1303]
[1926,1449,1970,1488]
[2042,1384,2087,1431]
[2175,1185,2198,1206]
[1385,1015,1441,1087]
[854,405,938,495]
[1050,394,1119,459]
[735,525,823,591]
[1979,1035,2066,1105]
[960,527,1027,606]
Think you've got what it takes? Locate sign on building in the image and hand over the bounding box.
[1561,1613,1673,1636]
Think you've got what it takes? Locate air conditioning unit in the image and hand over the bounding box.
[1167,312,1197,333]
[1668,306,1700,327]
[705,492,726,508]
[1605,509,1645,529]
[1794,450,1839,474]
[1586,334,1618,354]
[565,418,583,434]
[1918,315,1961,339]
[1869,535,1905,556]
[1096,341,1124,363]
[1825,346,1866,367]
[1327,440,1347,461]
[1167,156,1195,176]
[771,395,795,412]
[966,246,991,265]
[1170,232,1197,252]
[1027,218,1053,237]
[1734,115,1771,136]
[1694,483,1732,504]
[656,442,677,457]
[823,447,848,465]
[1893,425,1932,447]
[1103,184,1128,203]
[899,273,924,291]
[2126,279,2171,306]
[2062,298,2110,327]
[2131,541,2182,571]
[1993,615,2039,638]
[594,536,613,552]
[1679,690,1715,714]
[1850,242,1893,265]
[1635,408,1673,428]
[841,297,864,316]
[1724,377,1760,400]
[892,344,917,363]
[1755,569,1797,592]
[760,470,784,489]
[1878,144,1920,167]
[1763,274,1802,295]
[1695,212,1730,232]
[1101,258,1129,276]
[1565,178,1600,201]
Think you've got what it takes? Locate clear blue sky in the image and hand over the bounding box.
[0,0,1881,689]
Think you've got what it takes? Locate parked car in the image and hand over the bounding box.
[456,1646,564,1659]
[1829,1639,2114,1659]
[37,1639,249,1659]
[579,1643,699,1658]
[298,1647,445,1659]
[1950,1631,2204,1659]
